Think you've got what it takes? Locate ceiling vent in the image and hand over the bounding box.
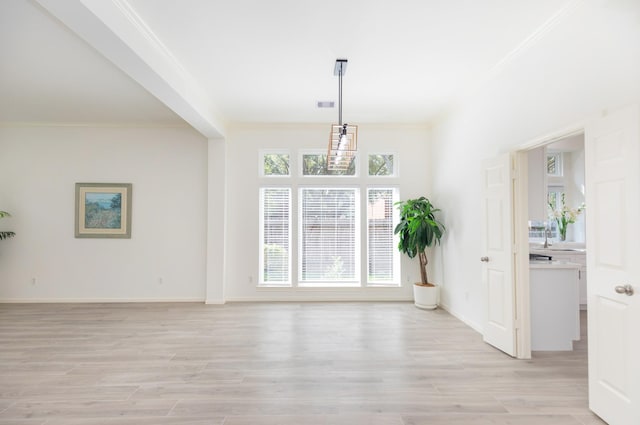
[317,101,335,108]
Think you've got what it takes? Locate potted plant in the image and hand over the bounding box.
[394,197,445,309]
[0,211,15,240]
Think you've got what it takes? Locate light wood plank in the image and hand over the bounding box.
[0,303,605,424]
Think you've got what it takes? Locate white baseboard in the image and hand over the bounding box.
[224,294,414,303]
[205,299,226,305]
[439,302,484,334]
[0,297,204,303]
[0,295,415,304]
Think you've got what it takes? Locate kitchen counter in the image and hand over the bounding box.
[529,247,587,307]
[529,260,581,269]
[530,248,586,255]
[530,242,586,250]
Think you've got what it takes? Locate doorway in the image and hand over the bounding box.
[508,126,586,359]
[523,133,587,354]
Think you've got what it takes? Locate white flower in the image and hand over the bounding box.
[548,194,585,225]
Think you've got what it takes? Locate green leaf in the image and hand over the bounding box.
[0,231,15,240]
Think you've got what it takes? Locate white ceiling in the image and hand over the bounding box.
[1,0,578,136]
[0,0,185,125]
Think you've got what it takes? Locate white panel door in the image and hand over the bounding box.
[482,153,516,357]
[586,105,640,425]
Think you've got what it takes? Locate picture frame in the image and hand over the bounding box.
[75,183,132,238]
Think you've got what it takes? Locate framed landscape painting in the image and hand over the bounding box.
[75,183,132,238]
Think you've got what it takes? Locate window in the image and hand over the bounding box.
[302,152,356,176]
[368,154,395,176]
[529,186,565,240]
[547,152,562,176]
[547,186,565,239]
[262,152,290,176]
[367,188,400,285]
[259,188,291,285]
[547,187,564,211]
[299,188,359,286]
[259,151,399,288]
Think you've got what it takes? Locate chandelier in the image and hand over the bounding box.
[327,59,357,171]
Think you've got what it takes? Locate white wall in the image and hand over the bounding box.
[0,125,208,301]
[223,124,431,301]
[566,147,586,242]
[527,146,546,222]
[206,138,227,304]
[430,0,640,330]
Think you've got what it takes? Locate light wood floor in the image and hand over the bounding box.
[0,302,606,425]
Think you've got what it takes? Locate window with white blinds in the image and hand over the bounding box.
[259,188,291,285]
[299,188,359,285]
[367,188,400,285]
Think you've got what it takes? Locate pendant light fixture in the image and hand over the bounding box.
[327,59,357,171]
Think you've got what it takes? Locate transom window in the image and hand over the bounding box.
[302,152,356,176]
[368,154,395,176]
[547,152,562,176]
[261,151,290,176]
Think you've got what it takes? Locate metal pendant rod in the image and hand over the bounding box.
[338,69,342,126]
[334,59,348,128]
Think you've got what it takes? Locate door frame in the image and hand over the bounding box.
[512,123,585,360]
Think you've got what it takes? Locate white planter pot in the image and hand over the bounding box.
[413,283,439,309]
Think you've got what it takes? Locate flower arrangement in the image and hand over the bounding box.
[548,193,585,241]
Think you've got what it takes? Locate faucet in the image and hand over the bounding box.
[543,226,551,248]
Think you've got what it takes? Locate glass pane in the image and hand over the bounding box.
[547,189,564,239]
[547,153,562,176]
[528,220,547,239]
[547,155,556,174]
[263,153,290,176]
[548,191,559,211]
[300,188,358,284]
[260,188,291,285]
[368,154,394,176]
[302,153,355,176]
[367,188,399,285]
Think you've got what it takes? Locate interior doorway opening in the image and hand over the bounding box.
[513,127,587,359]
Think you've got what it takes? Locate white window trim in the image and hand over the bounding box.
[258,149,403,290]
[365,186,401,286]
[259,186,292,286]
[297,186,361,287]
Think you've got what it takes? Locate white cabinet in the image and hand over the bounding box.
[542,251,587,307]
[530,264,581,351]
[576,261,587,308]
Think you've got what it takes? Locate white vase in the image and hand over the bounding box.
[413,283,439,309]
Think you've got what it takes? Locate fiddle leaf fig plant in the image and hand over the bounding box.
[394,197,445,286]
[0,211,16,240]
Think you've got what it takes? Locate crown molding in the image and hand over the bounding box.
[488,0,584,79]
